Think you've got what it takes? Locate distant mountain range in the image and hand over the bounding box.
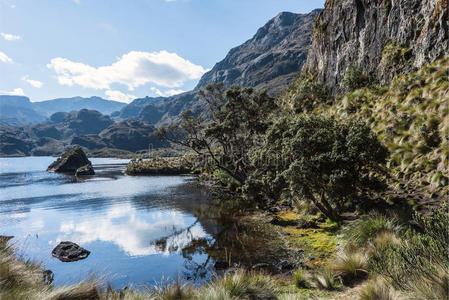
[0,8,320,156]
[0,96,126,126]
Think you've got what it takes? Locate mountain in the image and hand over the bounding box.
[33,96,126,117]
[196,10,320,95]
[0,108,167,156]
[0,96,46,126]
[0,95,127,126]
[304,0,448,94]
[119,9,320,125]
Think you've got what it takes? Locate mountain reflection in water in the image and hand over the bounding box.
[0,157,284,288]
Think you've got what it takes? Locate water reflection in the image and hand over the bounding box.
[56,203,207,257]
[0,157,285,288]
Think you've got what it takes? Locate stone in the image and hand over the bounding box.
[75,164,95,176]
[52,241,90,262]
[47,147,92,174]
[304,0,448,95]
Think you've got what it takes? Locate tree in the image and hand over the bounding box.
[249,115,388,221]
[156,83,278,185]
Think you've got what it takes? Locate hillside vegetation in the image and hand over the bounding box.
[283,57,449,201]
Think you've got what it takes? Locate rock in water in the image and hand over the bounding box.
[47,147,93,174]
[75,164,95,176]
[52,241,90,262]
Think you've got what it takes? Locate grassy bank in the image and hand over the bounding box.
[2,203,447,299]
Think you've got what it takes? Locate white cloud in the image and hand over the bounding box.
[105,89,136,103]
[47,50,207,91]
[0,51,12,63]
[55,203,207,256]
[73,0,80,4]
[0,88,25,96]
[151,87,185,97]
[1,32,21,41]
[21,76,43,88]
[10,4,16,8]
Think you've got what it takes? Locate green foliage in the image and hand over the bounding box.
[282,71,330,113]
[249,115,388,221]
[342,214,400,249]
[341,64,372,92]
[157,84,278,186]
[369,205,449,293]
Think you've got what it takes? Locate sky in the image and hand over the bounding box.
[0,0,325,103]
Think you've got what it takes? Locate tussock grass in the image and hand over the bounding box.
[359,278,403,300]
[330,252,368,285]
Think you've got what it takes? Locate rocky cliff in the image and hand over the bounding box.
[304,0,448,94]
[120,9,321,124]
[197,9,321,95]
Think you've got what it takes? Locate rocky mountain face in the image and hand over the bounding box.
[196,9,321,95]
[0,95,126,126]
[120,9,320,125]
[304,0,449,94]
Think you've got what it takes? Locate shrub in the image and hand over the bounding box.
[369,206,449,291]
[252,115,388,222]
[341,65,372,92]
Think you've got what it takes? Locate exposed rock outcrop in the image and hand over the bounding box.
[51,241,90,262]
[304,0,449,94]
[75,164,95,176]
[197,9,321,96]
[47,147,93,173]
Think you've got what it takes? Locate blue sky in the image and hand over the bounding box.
[0,0,325,102]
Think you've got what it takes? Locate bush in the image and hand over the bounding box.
[341,64,372,92]
[369,206,449,292]
[250,115,388,222]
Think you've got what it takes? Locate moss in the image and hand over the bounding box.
[282,226,337,267]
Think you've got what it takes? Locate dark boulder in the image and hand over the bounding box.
[75,164,95,176]
[47,147,93,174]
[214,260,230,270]
[52,241,90,262]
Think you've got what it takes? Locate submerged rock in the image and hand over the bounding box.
[47,147,93,174]
[52,241,90,262]
[75,164,95,176]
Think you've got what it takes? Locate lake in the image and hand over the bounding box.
[0,157,231,288]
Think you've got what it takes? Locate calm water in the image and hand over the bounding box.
[0,157,227,288]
